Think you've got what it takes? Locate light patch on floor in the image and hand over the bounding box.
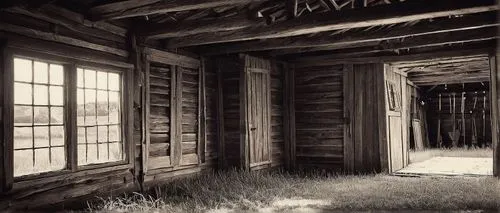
[396,157,493,176]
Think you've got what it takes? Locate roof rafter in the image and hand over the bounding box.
[90,0,266,20]
[166,0,498,47]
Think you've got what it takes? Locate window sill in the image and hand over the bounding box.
[12,160,131,184]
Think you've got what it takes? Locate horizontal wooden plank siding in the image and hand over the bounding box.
[218,56,242,168]
[271,62,285,168]
[294,65,344,170]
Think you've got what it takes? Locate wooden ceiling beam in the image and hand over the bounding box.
[142,16,264,39]
[90,0,266,20]
[293,42,493,66]
[167,0,498,47]
[271,27,499,55]
[194,13,498,55]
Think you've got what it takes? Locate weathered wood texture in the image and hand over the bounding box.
[294,65,344,170]
[344,63,387,173]
[218,55,243,168]
[270,62,285,168]
[205,60,218,167]
[490,54,500,177]
[168,0,498,47]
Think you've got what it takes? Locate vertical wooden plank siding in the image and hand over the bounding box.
[271,61,285,168]
[3,50,13,190]
[0,42,4,192]
[240,56,250,170]
[377,64,389,173]
[216,60,225,168]
[490,55,499,177]
[343,64,355,173]
[283,62,295,170]
[205,60,218,166]
[198,58,206,164]
[294,65,344,170]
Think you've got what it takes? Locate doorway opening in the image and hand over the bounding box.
[388,56,494,176]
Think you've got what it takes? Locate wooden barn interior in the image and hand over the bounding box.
[0,0,499,210]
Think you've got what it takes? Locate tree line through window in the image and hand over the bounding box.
[12,57,123,177]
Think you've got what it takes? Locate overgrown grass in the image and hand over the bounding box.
[87,170,500,213]
[409,147,493,164]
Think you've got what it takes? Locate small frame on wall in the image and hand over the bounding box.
[386,81,401,111]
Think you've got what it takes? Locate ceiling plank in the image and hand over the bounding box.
[167,0,498,47]
[271,27,498,55]
[90,0,266,20]
[194,13,498,55]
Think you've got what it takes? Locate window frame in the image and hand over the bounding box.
[2,47,133,185]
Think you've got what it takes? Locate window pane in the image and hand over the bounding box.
[87,127,97,144]
[77,68,84,88]
[85,89,96,125]
[14,106,32,125]
[109,91,120,124]
[77,68,123,166]
[98,143,108,161]
[34,61,48,84]
[14,83,32,105]
[34,85,48,105]
[50,86,64,106]
[109,143,122,161]
[77,89,84,126]
[14,58,32,82]
[34,107,49,125]
[14,127,33,149]
[13,58,66,177]
[97,91,108,124]
[98,126,108,142]
[34,126,49,147]
[49,64,64,85]
[50,107,64,124]
[78,127,86,144]
[97,71,108,90]
[34,149,50,173]
[109,125,121,142]
[84,70,96,88]
[108,73,120,91]
[77,144,86,165]
[51,126,64,146]
[51,147,66,170]
[14,150,33,177]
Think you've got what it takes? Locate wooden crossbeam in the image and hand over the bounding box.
[272,27,499,55]
[167,0,498,47]
[194,13,498,55]
[90,0,266,20]
[142,16,264,39]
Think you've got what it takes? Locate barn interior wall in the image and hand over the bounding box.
[294,64,345,171]
[0,6,219,209]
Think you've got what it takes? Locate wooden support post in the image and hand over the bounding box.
[142,52,150,175]
[2,48,13,191]
[216,60,225,169]
[171,65,183,166]
[489,54,499,177]
[283,62,296,170]
[198,58,207,164]
[343,64,355,173]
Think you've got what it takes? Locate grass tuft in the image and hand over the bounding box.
[87,169,500,213]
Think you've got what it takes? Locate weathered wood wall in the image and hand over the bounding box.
[0,6,221,209]
[0,6,136,210]
[271,62,285,168]
[344,64,387,173]
[218,55,242,168]
[294,64,344,170]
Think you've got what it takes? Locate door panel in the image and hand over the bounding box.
[244,56,271,169]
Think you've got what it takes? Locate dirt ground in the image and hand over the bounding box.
[396,157,493,176]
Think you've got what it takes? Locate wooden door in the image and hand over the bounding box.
[385,66,409,172]
[242,56,271,170]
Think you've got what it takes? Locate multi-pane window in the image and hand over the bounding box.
[11,56,125,177]
[77,68,123,165]
[13,58,66,177]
